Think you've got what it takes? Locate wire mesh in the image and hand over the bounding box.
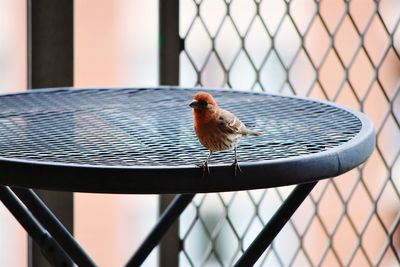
[0,88,361,167]
[179,0,400,266]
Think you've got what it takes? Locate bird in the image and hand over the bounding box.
[189,91,261,176]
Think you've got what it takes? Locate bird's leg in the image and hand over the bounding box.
[232,145,242,176]
[197,151,212,176]
[204,151,212,174]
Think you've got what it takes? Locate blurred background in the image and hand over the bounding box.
[0,0,399,266]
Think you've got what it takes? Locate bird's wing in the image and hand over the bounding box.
[216,108,248,135]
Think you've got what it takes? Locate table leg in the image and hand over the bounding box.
[0,186,74,266]
[234,181,318,267]
[125,193,195,267]
[11,188,96,267]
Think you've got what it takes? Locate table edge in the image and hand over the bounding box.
[0,87,376,193]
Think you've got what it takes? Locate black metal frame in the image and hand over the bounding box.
[234,182,317,267]
[0,181,319,266]
[27,0,74,266]
[0,92,374,267]
[126,194,195,266]
[159,1,181,265]
[11,188,95,267]
[0,90,374,193]
[0,85,374,265]
[125,182,319,266]
[0,187,73,267]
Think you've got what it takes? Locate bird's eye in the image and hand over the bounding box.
[201,101,208,107]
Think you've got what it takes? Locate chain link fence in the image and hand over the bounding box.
[177,0,400,266]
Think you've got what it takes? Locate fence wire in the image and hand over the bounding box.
[178,0,400,266]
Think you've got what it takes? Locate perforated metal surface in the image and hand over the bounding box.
[0,87,363,167]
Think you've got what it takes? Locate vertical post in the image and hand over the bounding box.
[159,0,180,85]
[159,0,181,266]
[27,1,74,267]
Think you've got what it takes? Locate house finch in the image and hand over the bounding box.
[189,92,261,176]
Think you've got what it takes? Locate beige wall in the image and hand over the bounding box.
[74,1,158,266]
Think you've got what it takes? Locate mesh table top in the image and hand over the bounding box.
[0,87,374,193]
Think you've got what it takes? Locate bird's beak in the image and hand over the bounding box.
[189,100,198,108]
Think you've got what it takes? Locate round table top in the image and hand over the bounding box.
[0,87,375,193]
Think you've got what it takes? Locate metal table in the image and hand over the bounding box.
[0,87,375,267]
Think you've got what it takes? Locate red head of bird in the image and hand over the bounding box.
[189,92,217,109]
[189,92,218,123]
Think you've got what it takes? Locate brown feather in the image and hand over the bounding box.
[191,92,260,152]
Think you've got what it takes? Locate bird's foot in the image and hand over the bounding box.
[231,160,242,176]
[196,161,210,177]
